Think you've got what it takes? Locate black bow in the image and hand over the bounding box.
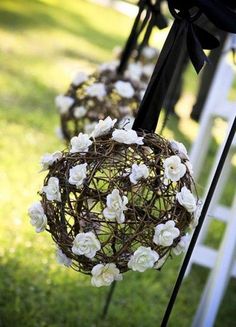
[132,5,221,132]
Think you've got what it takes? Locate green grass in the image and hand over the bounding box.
[0,1,236,326]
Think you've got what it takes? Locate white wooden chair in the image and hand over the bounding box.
[185,34,236,327]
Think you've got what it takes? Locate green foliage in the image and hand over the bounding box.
[0,1,236,326]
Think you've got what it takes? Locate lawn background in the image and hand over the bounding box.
[0,0,236,326]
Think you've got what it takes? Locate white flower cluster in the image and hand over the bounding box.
[55,95,74,115]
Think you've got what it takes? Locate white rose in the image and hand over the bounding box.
[56,248,72,267]
[128,246,159,272]
[40,151,62,171]
[28,202,47,233]
[70,133,92,154]
[42,177,61,202]
[112,129,144,145]
[55,126,65,141]
[129,163,149,184]
[189,200,202,230]
[185,160,194,175]
[86,83,106,99]
[72,72,88,86]
[125,63,143,81]
[99,61,118,72]
[172,234,190,256]
[72,231,101,259]
[119,106,132,116]
[153,220,180,247]
[114,81,135,98]
[163,155,186,182]
[142,64,155,77]
[142,46,158,60]
[73,106,87,118]
[91,263,122,287]
[55,95,74,114]
[103,189,128,224]
[154,254,168,269]
[92,116,117,138]
[140,90,145,100]
[69,163,87,188]
[84,122,97,135]
[118,116,134,130]
[170,140,189,160]
[176,186,197,213]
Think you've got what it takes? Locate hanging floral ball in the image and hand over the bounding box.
[29,117,200,287]
[56,67,144,142]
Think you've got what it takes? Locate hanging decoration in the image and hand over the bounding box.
[29,117,197,286]
[56,0,168,142]
[56,69,143,142]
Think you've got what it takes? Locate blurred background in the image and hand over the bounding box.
[0,0,236,326]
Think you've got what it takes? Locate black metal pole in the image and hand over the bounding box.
[160,116,236,327]
[101,281,117,319]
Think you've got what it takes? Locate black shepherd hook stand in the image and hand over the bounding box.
[101,281,117,319]
[160,116,236,327]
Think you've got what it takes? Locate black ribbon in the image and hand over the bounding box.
[117,0,168,74]
[117,0,151,74]
[132,5,220,132]
[171,0,236,32]
[136,0,168,60]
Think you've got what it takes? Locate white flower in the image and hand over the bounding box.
[170,140,189,160]
[86,83,106,99]
[55,126,65,140]
[128,246,159,272]
[56,248,72,267]
[140,90,145,100]
[92,116,117,138]
[70,133,92,154]
[176,186,197,213]
[40,151,62,171]
[28,202,47,233]
[112,129,144,145]
[84,122,97,135]
[142,64,155,77]
[154,254,168,269]
[42,177,61,202]
[142,46,158,60]
[125,62,143,81]
[55,95,74,114]
[185,160,194,175]
[103,189,128,224]
[99,61,118,72]
[91,263,122,287]
[69,163,87,188]
[172,234,190,256]
[163,155,186,182]
[114,81,135,98]
[73,106,87,118]
[153,220,180,247]
[190,200,202,230]
[72,231,101,259]
[129,163,149,184]
[118,116,134,130]
[72,72,88,86]
[119,106,132,116]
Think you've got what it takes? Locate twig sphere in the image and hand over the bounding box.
[29,119,199,286]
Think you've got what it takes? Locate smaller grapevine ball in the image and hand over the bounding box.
[29,117,200,287]
[56,66,144,142]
